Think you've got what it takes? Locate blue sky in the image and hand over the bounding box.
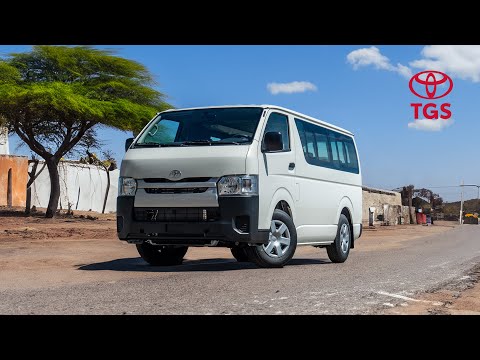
[1,45,479,201]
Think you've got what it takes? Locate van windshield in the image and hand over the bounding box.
[135,107,264,147]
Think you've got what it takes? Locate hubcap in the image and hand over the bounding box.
[340,223,350,253]
[263,219,291,258]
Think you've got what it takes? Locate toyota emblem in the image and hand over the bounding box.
[169,170,182,179]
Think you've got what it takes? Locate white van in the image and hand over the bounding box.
[117,105,362,268]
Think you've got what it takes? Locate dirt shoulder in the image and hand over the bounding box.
[378,264,480,315]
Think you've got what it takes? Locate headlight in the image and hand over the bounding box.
[118,177,137,196]
[217,175,258,196]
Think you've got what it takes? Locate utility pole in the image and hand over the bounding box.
[460,180,464,225]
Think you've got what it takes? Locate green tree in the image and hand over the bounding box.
[0,46,170,217]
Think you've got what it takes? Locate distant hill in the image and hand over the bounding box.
[443,199,480,215]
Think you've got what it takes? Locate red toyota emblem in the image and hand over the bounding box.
[409,70,453,99]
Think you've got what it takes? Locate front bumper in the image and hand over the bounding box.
[116,196,269,246]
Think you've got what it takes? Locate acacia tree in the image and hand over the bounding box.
[0,46,170,217]
[414,188,443,209]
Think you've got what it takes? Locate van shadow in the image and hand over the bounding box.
[77,257,330,273]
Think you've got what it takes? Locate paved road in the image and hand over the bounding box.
[2,225,480,314]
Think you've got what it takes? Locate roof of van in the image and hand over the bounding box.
[160,105,354,136]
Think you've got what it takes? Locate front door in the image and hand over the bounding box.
[258,111,296,228]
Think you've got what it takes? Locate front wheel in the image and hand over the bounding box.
[326,214,351,263]
[136,242,188,266]
[245,209,297,268]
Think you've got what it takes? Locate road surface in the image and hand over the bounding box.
[1,224,479,314]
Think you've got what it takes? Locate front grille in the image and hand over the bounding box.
[134,207,220,222]
[143,177,211,183]
[145,188,208,194]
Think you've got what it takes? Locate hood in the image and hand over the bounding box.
[120,145,249,179]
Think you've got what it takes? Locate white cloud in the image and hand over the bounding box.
[346,46,412,79]
[409,45,480,82]
[407,119,454,132]
[267,81,317,95]
[347,45,480,83]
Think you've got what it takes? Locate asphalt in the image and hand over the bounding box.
[1,225,480,314]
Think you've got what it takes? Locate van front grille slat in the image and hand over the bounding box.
[143,177,211,183]
[134,207,220,222]
[144,188,208,194]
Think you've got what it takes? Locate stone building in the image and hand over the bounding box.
[362,186,412,226]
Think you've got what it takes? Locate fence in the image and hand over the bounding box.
[30,161,119,213]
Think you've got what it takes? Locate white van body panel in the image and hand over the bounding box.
[120,146,249,179]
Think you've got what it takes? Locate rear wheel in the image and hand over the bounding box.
[245,209,297,268]
[326,214,351,263]
[230,247,250,262]
[136,242,188,266]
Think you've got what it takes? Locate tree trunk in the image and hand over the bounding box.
[26,187,32,215]
[45,159,61,218]
[25,160,46,215]
[102,168,110,214]
[25,160,38,215]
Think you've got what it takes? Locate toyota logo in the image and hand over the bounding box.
[409,70,453,100]
[169,170,182,179]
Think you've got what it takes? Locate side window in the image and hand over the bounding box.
[305,130,316,159]
[330,139,346,168]
[344,140,359,172]
[264,112,290,151]
[328,130,359,173]
[315,133,329,162]
[295,118,359,173]
[296,119,307,154]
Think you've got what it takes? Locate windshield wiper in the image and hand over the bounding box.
[134,142,162,147]
[134,142,186,148]
[215,141,242,145]
[182,140,212,146]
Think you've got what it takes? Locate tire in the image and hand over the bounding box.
[245,209,297,268]
[136,242,188,266]
[230,247,250,262]
[327,214,351,263]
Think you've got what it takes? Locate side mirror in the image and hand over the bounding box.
[262,131,283,152]
[125,137,134,152]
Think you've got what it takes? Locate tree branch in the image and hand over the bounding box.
[54,124,73,158]
[54,121,96,160]
[27,160,47,188]
[13,122,49,157]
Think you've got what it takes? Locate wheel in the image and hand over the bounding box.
[326,214,351,263]
[230,247,250,262]
[245,209,297,268]
[136,242,188,266]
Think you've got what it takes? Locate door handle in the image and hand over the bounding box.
[288,162,295,170]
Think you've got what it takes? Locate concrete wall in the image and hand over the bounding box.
[30,161,119,213]
[0,155,28,207]
[362,186,402,226]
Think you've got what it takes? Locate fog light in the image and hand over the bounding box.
[234,216,249,233]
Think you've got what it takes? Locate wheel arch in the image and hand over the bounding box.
[336,197,355,249]
[261,188,296,230]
